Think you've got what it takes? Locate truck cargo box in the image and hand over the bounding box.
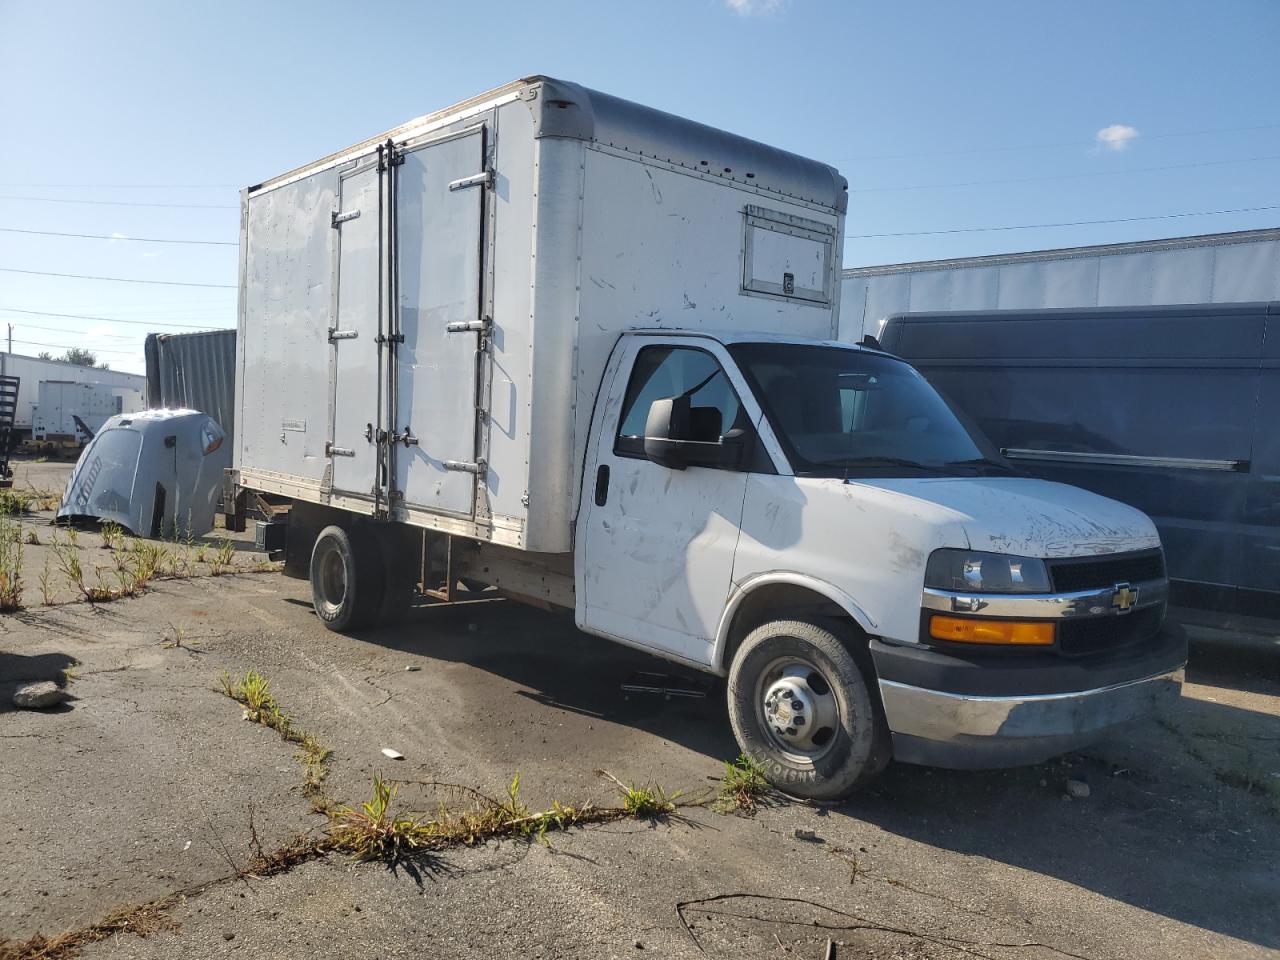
[235,76,846,552]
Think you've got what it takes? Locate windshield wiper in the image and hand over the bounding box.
[817,455,940,471]
[946,457,1016,473]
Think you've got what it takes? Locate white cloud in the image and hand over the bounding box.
[108,231,129,244]
[725,0,786,16]
[1095,123,1140,151]
[140,251,160,259]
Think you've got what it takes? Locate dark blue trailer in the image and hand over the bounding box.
[880,301,1280,622]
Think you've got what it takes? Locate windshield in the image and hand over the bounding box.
[729,343,1007,478]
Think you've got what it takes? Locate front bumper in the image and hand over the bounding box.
[870,623,1187,769]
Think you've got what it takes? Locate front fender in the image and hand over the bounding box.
[712,571,880,673]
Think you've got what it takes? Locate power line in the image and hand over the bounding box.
[849,154,1280,194]
[5,321,140,340]
[0,226,236,246]
[845,202,1280,240]
[9,337,140,357]
[0,307,230,329]
[0,267,235,289]
[838,121,1280,162]
[0,194,236,210]
[6,303,234,316]
[0,183,237,189]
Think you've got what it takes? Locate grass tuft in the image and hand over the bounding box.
[218,669,333,799]
[0,511,23,611]
[210,537,236,575]
[597,769,679,818]
[99,521,124,550]
[326,776,436,861]
[713,753,774,815]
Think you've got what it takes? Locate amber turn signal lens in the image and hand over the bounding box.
[929,615,1054,646]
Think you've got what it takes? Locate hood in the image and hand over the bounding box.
[846,476,1160,559]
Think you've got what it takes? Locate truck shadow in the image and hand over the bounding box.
[828,665,1280,952]
[365,596,741,769]
[363,598,1278,952]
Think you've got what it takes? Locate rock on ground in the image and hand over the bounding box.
[12,681,64,709]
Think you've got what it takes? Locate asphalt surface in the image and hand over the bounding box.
[1,570,1277,959]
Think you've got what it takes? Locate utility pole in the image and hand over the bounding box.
[5,324,9,354]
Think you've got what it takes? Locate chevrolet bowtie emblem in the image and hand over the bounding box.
[1112,582,1138,613]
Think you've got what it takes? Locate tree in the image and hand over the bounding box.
[37,351,52,360]
[60,348,96,367]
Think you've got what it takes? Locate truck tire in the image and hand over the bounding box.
[727,618,891,801]
[309,525,383,632]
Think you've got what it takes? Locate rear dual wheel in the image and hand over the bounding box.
[726,619,891,801]
[310,525,384,631]
[308,523,421,631]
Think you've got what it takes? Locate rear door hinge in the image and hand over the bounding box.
[443,458,486,475]
[331,208,360,227]
[328,329,359,342]
[445,316,492,334]
[325,442,355,458]
[448,169,493,192]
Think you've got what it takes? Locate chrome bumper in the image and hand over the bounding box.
[879,667,1185,769]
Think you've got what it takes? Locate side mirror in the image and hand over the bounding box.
[643,396,690,469]
[643,397,752,471]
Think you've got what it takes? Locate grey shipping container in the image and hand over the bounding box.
[880,301,1280,622]
[144,329,237,439]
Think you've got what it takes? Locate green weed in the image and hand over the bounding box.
[597,769,679,818]
[210,537,235,575]
[713,753,773,815]
[99,521,124,550]
[326,777,436,861]
[0,514,23,611]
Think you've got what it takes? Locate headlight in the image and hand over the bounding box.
[924,549,1050,594]
[201,420,224,456]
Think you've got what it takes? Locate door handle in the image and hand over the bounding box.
[594,464,610,506]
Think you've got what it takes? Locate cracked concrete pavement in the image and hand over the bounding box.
[0,568,1277,959]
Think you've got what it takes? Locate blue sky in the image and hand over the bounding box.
[1,0,1277,373]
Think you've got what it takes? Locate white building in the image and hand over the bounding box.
[839,227,1280,341]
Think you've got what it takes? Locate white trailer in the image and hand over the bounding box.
[0,353,146,437]
[839,227,1280,341]
[230,77,1185,799]
[31,380,131,444]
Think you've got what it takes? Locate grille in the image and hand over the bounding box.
[1057,606,1164,657]
[1049,549,1165,593]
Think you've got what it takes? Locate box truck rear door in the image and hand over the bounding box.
[392,126,487,518]
[329,160,383,502]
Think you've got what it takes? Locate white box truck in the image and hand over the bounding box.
[227,77,1186,799]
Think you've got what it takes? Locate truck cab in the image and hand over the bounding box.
[577,331,1186,798]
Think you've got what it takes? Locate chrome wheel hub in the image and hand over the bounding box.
[758,660,840,762]
[319,548,347,610]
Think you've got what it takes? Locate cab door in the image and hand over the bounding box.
[577,338,763,666]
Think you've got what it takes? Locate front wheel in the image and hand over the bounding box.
[309,524,383,632]
[726,619,891,801]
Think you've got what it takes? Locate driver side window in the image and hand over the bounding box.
[615,346,742,458]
